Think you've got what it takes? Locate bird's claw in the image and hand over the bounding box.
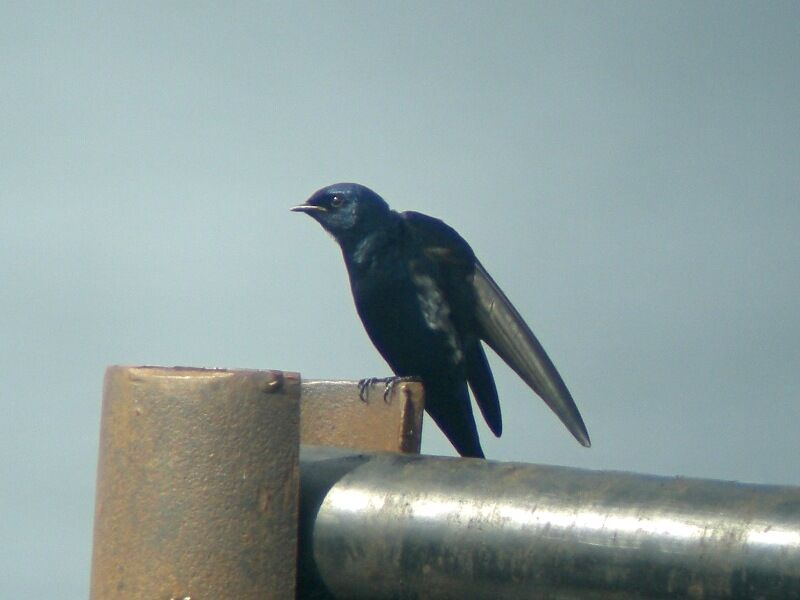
[358,376,416,404]
[357,377,381,403]
[381,377,404,403]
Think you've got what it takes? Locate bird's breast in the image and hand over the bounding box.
[347,255,465,375]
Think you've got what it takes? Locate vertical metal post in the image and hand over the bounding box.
[90,366,300,600]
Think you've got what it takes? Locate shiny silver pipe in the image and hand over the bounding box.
[298,447,800,600]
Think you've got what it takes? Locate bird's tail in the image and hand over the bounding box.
[424,380,485,459]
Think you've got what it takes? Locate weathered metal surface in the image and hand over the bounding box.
[300,379,424,453]
[90,366,300,600]
[300,446,800,600]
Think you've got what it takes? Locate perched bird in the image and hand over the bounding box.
[292,183,590,458]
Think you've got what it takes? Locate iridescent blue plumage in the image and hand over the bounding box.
[292,183,590,458]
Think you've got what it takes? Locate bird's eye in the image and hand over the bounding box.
[331,195,344,208]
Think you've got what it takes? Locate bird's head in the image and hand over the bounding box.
[291,183,392,242]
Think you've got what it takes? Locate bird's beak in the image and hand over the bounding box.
[290,204,327,214]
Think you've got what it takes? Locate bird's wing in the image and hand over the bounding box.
[400,211,475,264]
[471,261,591,447]
[400,211,502,435]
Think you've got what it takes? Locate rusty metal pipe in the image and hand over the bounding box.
[300,447,800,600]
[90,366,301,600]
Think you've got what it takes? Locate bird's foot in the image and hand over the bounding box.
[383,377,405,404]
[357,377,384,403]
[358,376,418,404]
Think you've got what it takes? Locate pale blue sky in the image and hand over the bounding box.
[2,2,799,597]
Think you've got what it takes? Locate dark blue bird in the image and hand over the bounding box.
[292,183,590,458]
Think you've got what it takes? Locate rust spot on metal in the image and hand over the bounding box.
[400,383,424,454]
[258,485,271,513]
[262,371,284,394]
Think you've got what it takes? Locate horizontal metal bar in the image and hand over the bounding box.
[299,447,800,600]
[300,378,424,453]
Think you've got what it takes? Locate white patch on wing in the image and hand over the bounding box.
[410,271,463,364]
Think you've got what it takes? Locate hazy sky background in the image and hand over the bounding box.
[2,2,799,597]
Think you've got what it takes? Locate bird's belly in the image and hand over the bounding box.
[353,273,463,378]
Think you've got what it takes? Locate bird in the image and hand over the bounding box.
[292,183,590,458]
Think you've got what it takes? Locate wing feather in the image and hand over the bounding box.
[472,261,591,447]
[465,340,502,436]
